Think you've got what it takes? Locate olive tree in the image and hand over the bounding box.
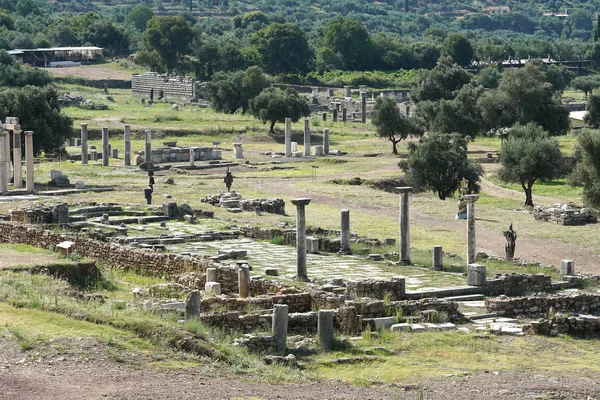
[371,96,423,154]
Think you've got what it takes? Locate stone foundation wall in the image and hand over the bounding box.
[494,274,553,296]
[132,72,201,102]
[352,298,460,320]
[533,205,597,225]
[141,146,221,164]
[200,293,311,314]
[346,278,406,301]
[485,293,600,317]
[531,313,600,336]
[0,222,209,277]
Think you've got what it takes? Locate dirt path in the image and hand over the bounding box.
[480,177,566,206]
[1,338,598,400]
[43,65,132,81]
[254,179,600,274]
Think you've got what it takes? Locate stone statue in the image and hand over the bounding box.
[148,169,155,189]
[224,168,233,192]
[144,186,153,205]
[504,223,517,259]
[456,177,469,219]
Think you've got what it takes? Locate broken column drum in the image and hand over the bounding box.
[465,195,480,265]
[396,187,412,264]
[102,127,109,166]
[144,130,152,163]
[285,118,292,157]
[433,245,443,271]
[272,304,289,355]
[342,108,347,123]
[360,86,367,124]
[81,124,88,165]
[25,131,34,193]
[124,124,131,166]
[291,198,311,281]
[185,290,201,320]
[238,265,250,298]
[318,310,334,349]
[303,118,311,156]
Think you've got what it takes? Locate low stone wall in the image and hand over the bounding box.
[531,313,600,336]
[533,204,597,225]
[200,293,311,314]
[352,298,460,320]
[485,293,600,317]
[0,222,209,278]
[139,146,221,165]
[346,278,406,301]
[494,274,553,296]
[199,312,271,332]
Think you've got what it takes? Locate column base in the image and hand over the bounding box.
[296,275,310,282]
[397,259,412,266]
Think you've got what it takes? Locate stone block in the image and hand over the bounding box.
[410,324,425,333]
[162,202,178,219]
[183,214,196,224]
[373,317,398,330]
[205,282,221,295]
[560,260,575,278]
[391,323,411,332]
[467,264,486,286]
[265,268,279,276]
[306,236,319,254]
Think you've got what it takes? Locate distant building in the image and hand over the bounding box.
[7,47,103,67]
[485,6,510,14]
[542,10,569,19]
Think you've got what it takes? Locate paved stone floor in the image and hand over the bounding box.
[153,222,466,289]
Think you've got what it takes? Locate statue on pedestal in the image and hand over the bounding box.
[504,223,517,259]
[224,168,234,192]
[456,177,469,219]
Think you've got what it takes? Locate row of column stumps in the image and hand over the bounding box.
[81,124,141,167]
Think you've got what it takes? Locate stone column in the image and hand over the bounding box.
[318,310,334,349]
[3,130,9,186]
[303,118,310,156]
[285,118,292,157]
[340,209,351,254]
[323,128,330,155]
[238,265,250,298]
[332,108,338,122]
[465,195,480,265]
[189,148,195,167]
[25,131,34,193]
[102,127,109,166]
[344,86,351,98]
[144,130,152,163]
[0,131,7,193]
[342,108,347,123]
[396,187,412,264]
[185,290,201,320]
[433,245,443,271]
[81,124,88,165]
[272,304,288,355]
[12,130,21,188]
[291,198,311,281]
[124,124,131,166]
[361,91,367,124]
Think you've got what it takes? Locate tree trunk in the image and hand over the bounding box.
[522,182,534,207]
[391,138,399,155]
[269,121,276,134]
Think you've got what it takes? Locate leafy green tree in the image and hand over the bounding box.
[415,83,484,137]
[318,16,374,71]
[569,129,600,208]
[498,123,562,207]
[371,96,423,154]
[0,50,51,87]
[441,33,474,67]
[572,75,600,98]
[126,5,154,31]
[233,11,269,30]
[206,66,271,115]
[0,85,72,156]
[584,93,600,128]
[194,38,246,79]
[82,20,129,51]
[399,133,482,200]
[250,23,313,75]
[144,16,193,74]
[411,56,471,103]
[15,0,38,17]
[478,62,570,135]
[249,87,310,133]
[595,15,600,42]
